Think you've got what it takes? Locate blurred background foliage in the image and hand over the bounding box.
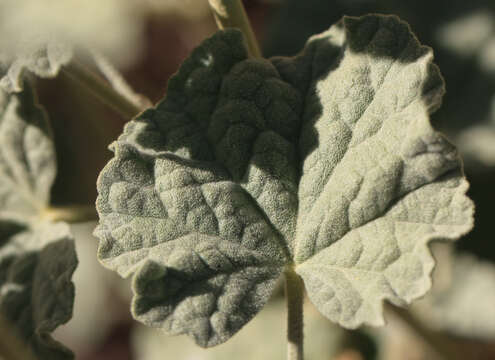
[9,0,493,359]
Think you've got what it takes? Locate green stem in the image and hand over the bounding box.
[208,0,262,58]
[386,304,464,360]
[285,268,304,360]
[61,61,143,119]
[90,49,152,109]
[42,205,97,223]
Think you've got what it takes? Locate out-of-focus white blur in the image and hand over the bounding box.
[0,0,215,69]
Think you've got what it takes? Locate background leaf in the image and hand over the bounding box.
[0,221,77,360]
[0,42,72,93]
[0,82,77,359]
[0,83,56,214]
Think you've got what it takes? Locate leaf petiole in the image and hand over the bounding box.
[61,61,144,120]
[41,205,97,223]
[285,268,305,360]
[90,49,152,110]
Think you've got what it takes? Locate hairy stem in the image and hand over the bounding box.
[208,0,262,58]
[90,49,152,109]
[42,205,97,223]
[386,304,464,360]
[61,61,144,119]
[285,268,304,360]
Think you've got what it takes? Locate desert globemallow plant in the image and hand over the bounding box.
[94,3,474,360]
[0,1,475,360]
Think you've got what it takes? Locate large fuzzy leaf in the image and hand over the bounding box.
[0,83,77,359]
[0,221,77,360]
[95,15,473,346]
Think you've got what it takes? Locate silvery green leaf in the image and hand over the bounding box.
[281,15,473,328]
[0,41,72,93]
[95,14,473,346]
[97,146,287,347]
[0,83,77,358]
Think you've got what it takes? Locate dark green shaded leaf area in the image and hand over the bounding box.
[0,83,77,359]
[95,15,473,347]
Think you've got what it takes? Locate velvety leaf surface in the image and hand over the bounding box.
[0,221,77,360]
[273,15,474,328]
[0,41,72,93]
[0,83,77,359]
[95,14,473,346]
